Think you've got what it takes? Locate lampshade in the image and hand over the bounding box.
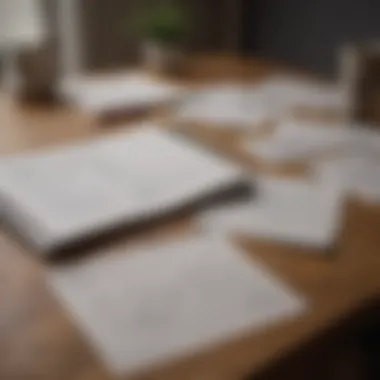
[0,0,47,49]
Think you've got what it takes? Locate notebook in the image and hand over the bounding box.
[0,126,249,254]
[199,177,345,250]
[48,236,306,376]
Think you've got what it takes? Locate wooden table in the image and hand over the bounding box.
[0,57,379,380]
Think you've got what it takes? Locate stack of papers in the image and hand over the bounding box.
[0,126,248,254]
[177,84,274,128]
[60,74,184,116]
[48,236,305,376]
[199,177,345,250]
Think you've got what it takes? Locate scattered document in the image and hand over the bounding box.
[347,125,380,154]
[60,73,184,115]
[177,77,346,130]
[0,126,247,254]
[199,177,345,250]
[261,76,347,111]
[245,120,355,163]
[177,84,275,128]
[48,236,306,376]
[316,154,380,204]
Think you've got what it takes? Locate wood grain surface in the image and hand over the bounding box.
[0,57,379,380]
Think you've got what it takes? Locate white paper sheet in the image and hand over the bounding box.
[48,236,305,376]
[316,154,380,203]
[0,127,246,253]
[245,121,357,163]
[261,76,347,111]
[60,74,184,114]
[278,120,380,149]
[177,77,346,130]
[177,84,275,128]
[199,177,345,250]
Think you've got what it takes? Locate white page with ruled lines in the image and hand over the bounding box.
[245,120,355,163]
[260,76,347,111]
[177,84,274,128]
[199,176,345,250]
[60,73,184,114]
[316,153,380,204]
[0,126,246,254]
[48,236,306,376]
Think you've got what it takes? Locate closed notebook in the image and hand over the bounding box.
[0,126,248,254]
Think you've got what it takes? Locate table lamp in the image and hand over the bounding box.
[0,0,47,93]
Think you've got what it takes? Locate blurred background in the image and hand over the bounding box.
[24,0,380,75]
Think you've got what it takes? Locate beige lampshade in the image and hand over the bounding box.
[0,0,47,49]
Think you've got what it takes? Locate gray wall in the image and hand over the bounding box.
[244,0,380,76]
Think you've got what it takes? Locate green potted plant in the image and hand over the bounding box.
[133,2,188,74]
